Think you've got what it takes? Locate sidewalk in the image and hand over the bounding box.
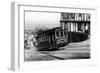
[45,39,90,59]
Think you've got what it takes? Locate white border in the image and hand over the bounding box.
[11,2,97,71]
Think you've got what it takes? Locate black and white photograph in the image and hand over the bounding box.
[10,1,98,71]
[24,11,90,61]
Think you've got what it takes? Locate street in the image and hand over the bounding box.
[25,39,90,61]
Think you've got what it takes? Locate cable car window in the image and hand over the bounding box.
[64,31,67,36]
[39,37,40,42]
[48,36,50,41]
[47,36,48,41]
[44,36,45,42]
[43,36,45,42]
[56,31,60,37]
[61,31,63,37]
[41,37,42,42]
[38,38,40,43]
[42,36,44,42]
[44,37,45,42]
[45,36,47,41]
[46,36,47,41]
[44,36,46,41]
[40,37,41,42]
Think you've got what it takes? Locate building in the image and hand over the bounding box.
[60,12,90,42]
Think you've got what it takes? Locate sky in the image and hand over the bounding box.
[25,11,61,30]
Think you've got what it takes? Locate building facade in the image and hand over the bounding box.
[60,13,90,42]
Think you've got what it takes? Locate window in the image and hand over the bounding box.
[56,31,60,37]
[41,37,43,42]
[64,31,67,36]
[86,14,91,21]
[43,36,45,42]
[77,23,83,32]
[38,38,40,43]
[61,23,65,29]
[44,36,46,42]
[46,36,49,41]
[45,36,48,41]
[40,37,41,42]
[60,31,63,37]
